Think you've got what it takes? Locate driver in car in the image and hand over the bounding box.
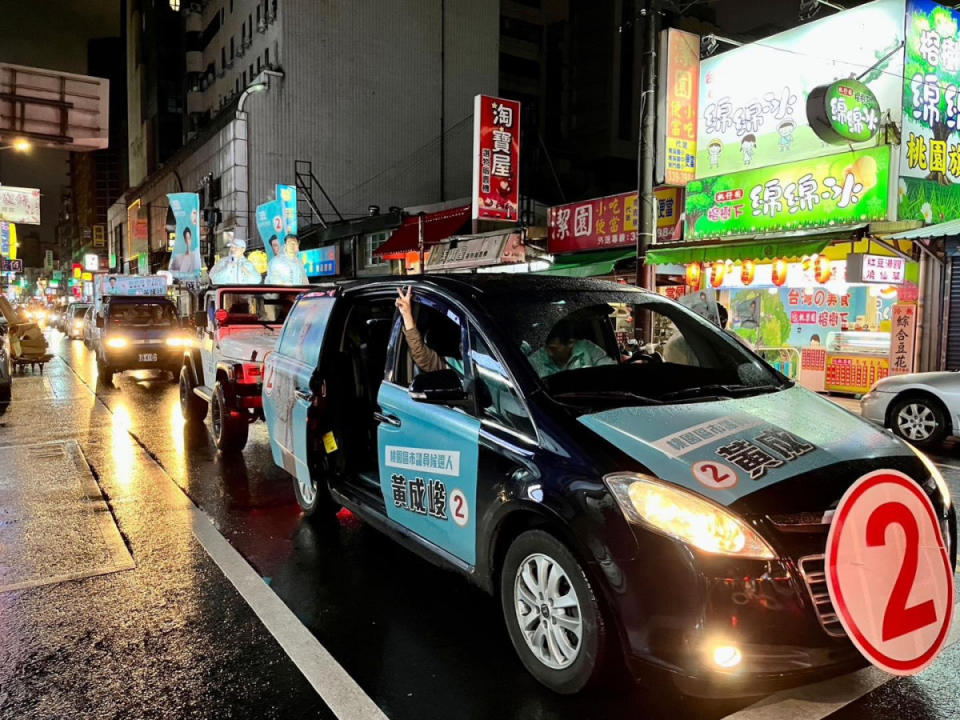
[529,319,615,378]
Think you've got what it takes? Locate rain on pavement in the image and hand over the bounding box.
[2,330,960,720]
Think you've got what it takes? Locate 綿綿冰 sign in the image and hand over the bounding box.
[808,78,882,144]
[684,146,890,240]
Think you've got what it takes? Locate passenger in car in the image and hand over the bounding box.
[528,318,615,377]
[395,287,461,374]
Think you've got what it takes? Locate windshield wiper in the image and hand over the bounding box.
[659,383,785,402]
[553,390,663,405]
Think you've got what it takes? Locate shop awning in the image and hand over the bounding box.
[887,218,960,240]
[533,248,636,277]
[644,226,867,266]
[373,205,471,260]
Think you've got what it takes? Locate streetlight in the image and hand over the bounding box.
[0,138,31,153]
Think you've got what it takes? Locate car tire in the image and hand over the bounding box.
[890,395,948,449]
[180,365,208,422]
[500,529,610,694]
[292,468,339,519]
[212,382,248,452]
[97,356,113,384]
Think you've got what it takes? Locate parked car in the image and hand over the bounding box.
[66,303,92,340]
[179,284,311,451]
[95,296,190,383]
[861,371,960,448]
[82,306,100,349]
[261,275,955,696]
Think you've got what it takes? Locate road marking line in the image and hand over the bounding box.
[721,600,960,720]
[190,509,388,720]
[934,462,960,472]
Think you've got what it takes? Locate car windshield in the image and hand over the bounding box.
[71,305,90,318]
[487,289,786,407]
[220,291,300,324]
[109,302,178,327]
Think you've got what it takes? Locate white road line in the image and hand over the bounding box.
[191,509,388,720]
[934,462,960,472]
[721,601,960,720]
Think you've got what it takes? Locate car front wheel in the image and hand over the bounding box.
[179,366,207,422]
[212,382,248,452]
[890,396,948,448]
[500,530,610,694]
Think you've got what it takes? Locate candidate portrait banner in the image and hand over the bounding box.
[167,193,203,278]
[256,199,286,261]
[277,184,298,237]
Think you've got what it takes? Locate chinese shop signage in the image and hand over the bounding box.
[472,95,521,222]
[902,0,960,185]
[0,186,40,225]
[890,303,917,375]
[846,253,906,284]
[808,78,882,144]
[657,29,700,185]
[696,0,902,178]
[684,146,890,240]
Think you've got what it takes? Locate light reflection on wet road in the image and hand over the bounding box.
[4,329,960,720]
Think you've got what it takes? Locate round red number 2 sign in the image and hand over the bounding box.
[826,470,954,675]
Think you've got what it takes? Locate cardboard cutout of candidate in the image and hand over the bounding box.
[170,226,203,274]
[265,234,308,285]
[209,237,262,285]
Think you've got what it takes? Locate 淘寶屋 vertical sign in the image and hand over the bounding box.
[472,95,521,222]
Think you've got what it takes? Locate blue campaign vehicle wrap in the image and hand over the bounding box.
[377,382,481,565]
[579,386,909,506]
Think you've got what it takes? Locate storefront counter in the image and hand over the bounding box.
[822,331,890,395]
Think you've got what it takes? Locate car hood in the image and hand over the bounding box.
[219,327,280,362]
[875,371,960,391]
[579,385,912,507]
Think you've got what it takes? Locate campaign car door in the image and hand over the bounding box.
[377,307,481,566]
[263,294,335,482]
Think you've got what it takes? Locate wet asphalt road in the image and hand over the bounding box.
[2,329,960,720]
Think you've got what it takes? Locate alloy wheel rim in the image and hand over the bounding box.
[299,476,316,506]
[514,552,583,670]
[897,403,937,441]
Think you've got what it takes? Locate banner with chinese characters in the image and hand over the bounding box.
[684,145,891,240]
[889,303,917,375]
[901,0,960,197]
[547,191,638,254]
[657,29,699,185]
[847,253,907,284]
[0,186,40,225]
[825,354,890,395]
[472,95,521,222]
[696,0,903,178]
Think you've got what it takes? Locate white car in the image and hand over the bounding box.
[860,371,960,448]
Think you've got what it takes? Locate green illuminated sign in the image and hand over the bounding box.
[808,78,881,144]
[683,145,890,240]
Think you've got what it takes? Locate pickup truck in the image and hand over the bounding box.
[178,284,312,451]
[260,274,955,696]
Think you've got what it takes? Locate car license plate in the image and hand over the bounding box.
[138,353,158,363]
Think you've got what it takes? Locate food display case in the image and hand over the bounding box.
[823,330,890,394]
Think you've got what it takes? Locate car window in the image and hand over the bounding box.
[393,297,465,387]
[485,289,783,407]
[220,291,300,324]
[278,296,334,363]
[469,327,534,439]
[108,302,178,327]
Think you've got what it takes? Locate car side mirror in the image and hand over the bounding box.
[193,311,206,328]
[96,316,104,329]
[408,368,468,406]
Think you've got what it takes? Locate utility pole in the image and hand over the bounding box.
[635,0,658,341]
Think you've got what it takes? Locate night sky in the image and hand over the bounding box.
[0,0,121,265]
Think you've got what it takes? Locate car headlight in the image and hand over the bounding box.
[165,336,193,347]
[73,321,82,330]
[604,473,776,559]
[910,445,951,510]
[105,336,128,348]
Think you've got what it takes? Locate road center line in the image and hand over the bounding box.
[54,343,387,720]
[190,510,388,720]
[721,600,960,720]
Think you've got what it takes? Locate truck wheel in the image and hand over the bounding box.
[97,356,113,384]
[179,366,207,422]
[212,382,248,452]
[500,530,611,694]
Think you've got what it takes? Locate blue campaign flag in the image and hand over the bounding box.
[256,199,285,261]
[167,193,203,278]
[277,184,297,236]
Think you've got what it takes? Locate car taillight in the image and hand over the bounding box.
[237,363,262,384]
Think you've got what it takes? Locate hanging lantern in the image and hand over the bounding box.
[685,263,702,288]
[710,261,727,288]
[772,258,788,287]
[813,254,832,284]
[740,259,756,285]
